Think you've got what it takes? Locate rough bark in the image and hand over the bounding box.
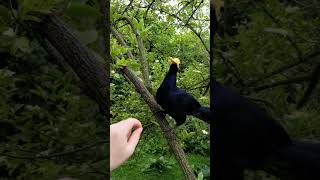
[34,14,108,116]
[100,0,110,175]
[40,38,79,80]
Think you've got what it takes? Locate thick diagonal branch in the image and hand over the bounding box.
[34,14,108,116]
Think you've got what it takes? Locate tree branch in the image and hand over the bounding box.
[143,0,156,21]
[120,16,153,93]
[185,76,209,90]
[185,0,204,25]
[252,1,303,61]
[121,0,134,16]
[176,1,192,15]
[297,64,320,109]
[34,14,108,116]
[247,50,320,86]
[0,140,108,160]
[40,38,79,80]
[100,1,110,175]
[110,26,134,59]
[218,51,244,85]
[252,75,310,92]
[158,8,210,54]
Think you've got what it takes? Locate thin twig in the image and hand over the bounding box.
[158,8,209,54]
[0,140,108,160]
[144,0,156,20]
[121,0,134,16]
[247,50,320,86]
[253,75,310,92]
[185,0,204,25]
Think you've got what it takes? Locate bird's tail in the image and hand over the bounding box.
[192,106,212,124]
[262,140,320,180]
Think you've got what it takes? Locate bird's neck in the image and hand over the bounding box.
[169,64,178,73]
[164,71,176,87]
[161,65,178,89]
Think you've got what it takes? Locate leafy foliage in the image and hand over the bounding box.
[142,156,174,173]
[111,0,320,179]
[0,0,107,179]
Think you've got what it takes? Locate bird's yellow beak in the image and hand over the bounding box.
[169,57,181,69]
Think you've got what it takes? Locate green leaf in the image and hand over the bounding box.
[127,60,140,71]
[37,162,62,177]
[0,5,13,32]
[65,2,99,19]
[197,171,204,180]
[0,5,10,21]
[74,29,98,45]
[132,18,140,31]
[21,14,42,22]
[116,57,129,68]
[139,18,145,31]
[91,50,105,64]
[11,36,31,54]
[144,24,154,33]
[285,6,300,13]
[141,24,154,38]
[264,27,289,36]
[2,28,15,37]
[19,0,56,20]
[29,86,48,100]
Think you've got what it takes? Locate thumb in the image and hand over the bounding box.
[127,127,143,153]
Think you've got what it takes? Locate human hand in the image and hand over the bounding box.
[110,118,143,171]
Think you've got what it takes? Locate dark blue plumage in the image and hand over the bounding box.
[212,79,320,180]
[156,60,201,126]
[212,78,292,179]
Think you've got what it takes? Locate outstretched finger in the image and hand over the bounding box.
[122,118,142,131]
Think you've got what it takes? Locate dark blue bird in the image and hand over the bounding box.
[156,57,201,126]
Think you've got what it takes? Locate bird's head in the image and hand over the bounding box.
[168,57,181,69]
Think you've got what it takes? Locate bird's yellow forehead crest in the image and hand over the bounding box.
[168,57,181,65]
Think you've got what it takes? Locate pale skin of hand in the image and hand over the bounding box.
[110,118,143,171]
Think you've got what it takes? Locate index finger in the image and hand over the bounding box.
[120,118,142,131]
